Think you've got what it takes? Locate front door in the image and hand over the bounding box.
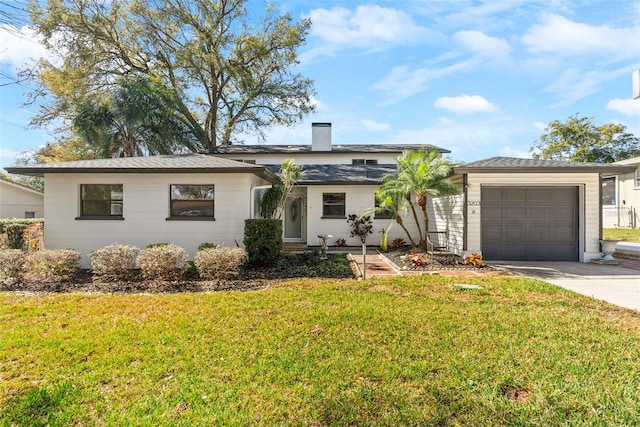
[284,196,303,239]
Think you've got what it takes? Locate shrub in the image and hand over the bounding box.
[23,223,44,252]
[0,219,44,250]
[146,243,169,249]
[244,219,282,265]
[198,242,218,251]
[5,223,27,250]
[462,253,485,267]
[391,238,407,248]
[136,244,189,281]
[90,244,141,282]
[335,238,347,247]
[0,249,25,280]
[23,249,81,283]
[195,247,246,280]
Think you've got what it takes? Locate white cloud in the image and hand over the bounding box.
[372,58,479,105]
[306,5,437,51]
[434,94,500,115]
[0,148,20,159]
[0,24,53,74]
[522,13,640,59]
[606,98,640,117]
[545,66,631,107]
[311,96,329,112]
[452,30,510,59]
[532,121,547,131]
[361,119,390,131]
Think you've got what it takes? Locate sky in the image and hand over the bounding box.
[1,0,639,171]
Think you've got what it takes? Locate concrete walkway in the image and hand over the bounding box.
[489,260,640,311]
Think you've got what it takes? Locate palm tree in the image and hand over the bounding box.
[73,76,203,158]
[375,148,461,249]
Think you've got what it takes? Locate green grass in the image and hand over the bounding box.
[603,228,640,242]
[2,276,640,426]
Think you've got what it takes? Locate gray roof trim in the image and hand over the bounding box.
[210,144,450,155]
[454,157,636,174]
[5,154,279,182]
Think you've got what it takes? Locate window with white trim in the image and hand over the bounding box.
[635,169,640,188]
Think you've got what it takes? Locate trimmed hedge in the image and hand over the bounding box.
[136,244,189,281]
[243,219,282,265]
[90,244,141,282]
[22,249,81,283]
[195,247,245,280]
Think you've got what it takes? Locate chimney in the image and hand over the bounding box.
[311,123,332,151]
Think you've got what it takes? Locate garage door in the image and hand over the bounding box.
[481,187,578,261]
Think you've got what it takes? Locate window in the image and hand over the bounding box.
[374,197,393,219]
[80,184,123,218]
[352,159,378,165]
[601,177,616,206]
[231,159,256,164]
[322,193,345,217]
[24,211,36,219]
[169,184,215,219]
[635,169,640,188]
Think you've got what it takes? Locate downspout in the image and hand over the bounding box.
[463,173,468,252]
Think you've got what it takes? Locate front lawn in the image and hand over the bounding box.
[2,276,639,426]
[603,228,640,243]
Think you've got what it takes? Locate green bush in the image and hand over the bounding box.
[4,223,28,250]
[0,220,44,250]
[0,249,25,280]
[0,219,43,233]
[90,244,141,282]
[146,243,169,249]
[136,244,189,281]
[195,247,245,280]
[243,219,282,265]
[198,242,218,251]
[23,249,81,283]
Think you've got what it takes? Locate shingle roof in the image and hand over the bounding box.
[266,164,397,185]
[4,154,279,181]
[210,144,449,155]
[454,157,637,174]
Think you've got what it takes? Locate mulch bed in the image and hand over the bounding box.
[0,253,356,294]
[381,247,493,272]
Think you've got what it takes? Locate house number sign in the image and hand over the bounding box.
[467,201,481,206]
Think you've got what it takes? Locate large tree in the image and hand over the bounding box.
[27,0,316,149]
[73,76,202,157]
[531,115,640,163]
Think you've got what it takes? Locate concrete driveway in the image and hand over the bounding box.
[489,261,640,311]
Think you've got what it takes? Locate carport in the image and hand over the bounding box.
[454,157,635,263]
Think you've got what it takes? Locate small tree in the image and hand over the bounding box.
[374,149,461,250]
[347,214,373,244]
[260,159,303,219]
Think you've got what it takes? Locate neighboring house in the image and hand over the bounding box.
[5,123,634,266]
[0,176,44,219]
[602,156,640,228]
